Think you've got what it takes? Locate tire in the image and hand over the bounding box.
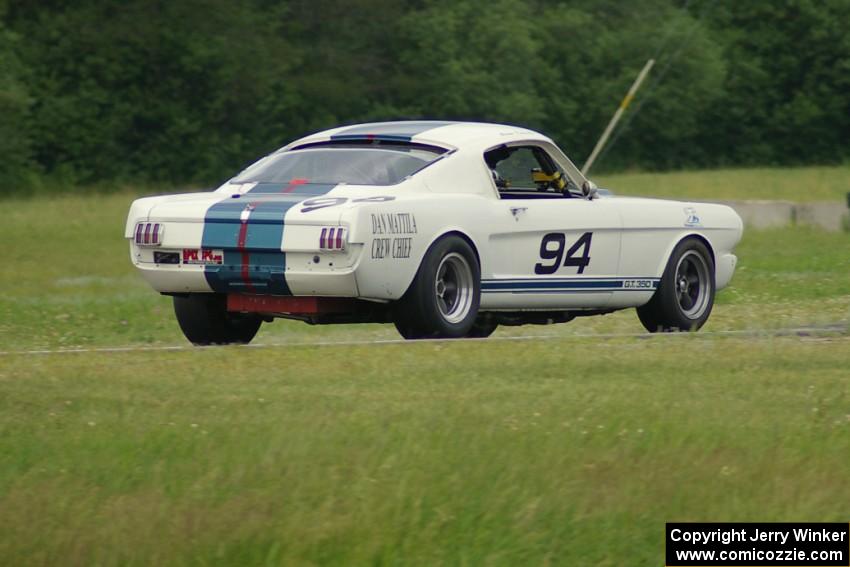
[173,294,262,345]
[637,238,715,332]
[466,316,498,338]
[393,235,481,339]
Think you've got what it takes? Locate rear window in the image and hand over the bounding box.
[231,145,445,186]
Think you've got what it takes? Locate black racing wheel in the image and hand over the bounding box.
[466,316,498,338]
[637,237,715,332]
[173,294,262,345]
[393,235,481,339]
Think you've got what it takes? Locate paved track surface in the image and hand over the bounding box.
[1,323,847,357]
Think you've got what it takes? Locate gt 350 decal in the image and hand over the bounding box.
[534,231,593,275]
[623,279,654,288]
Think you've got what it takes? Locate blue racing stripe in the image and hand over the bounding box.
[483,280,623,290]
[331,134,414,142]
[330,121,457,142]
[201,183,337,295]
[246,182,337,196]
[481,278,659,293]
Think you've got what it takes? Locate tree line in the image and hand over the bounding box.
[1,0,848,194]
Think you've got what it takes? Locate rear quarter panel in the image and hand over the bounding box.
[338,191,492,300]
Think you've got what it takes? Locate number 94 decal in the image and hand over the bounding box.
[534,232,592,275]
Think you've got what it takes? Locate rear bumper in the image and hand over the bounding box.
[130,244,361,296]
[133,261,360,296]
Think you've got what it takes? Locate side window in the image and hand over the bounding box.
[492,147,540,190]
[484,145,575,199]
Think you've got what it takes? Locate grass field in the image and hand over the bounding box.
[2,336,850,565]
[1,168,849,565]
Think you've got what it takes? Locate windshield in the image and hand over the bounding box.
[231,146,444,186]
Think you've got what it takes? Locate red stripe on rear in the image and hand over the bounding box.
[237,219,249,249]
[241,251,255,293]
[237,214,255,293]
[282,178,309,193]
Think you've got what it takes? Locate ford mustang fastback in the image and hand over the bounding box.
[126,121,743,344]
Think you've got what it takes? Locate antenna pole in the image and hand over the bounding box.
[581,58,654,176]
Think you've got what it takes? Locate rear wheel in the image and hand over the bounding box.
[466,316,498,338]
[637,238,715,332]
[173,294,262,345]
[393,235,480,339]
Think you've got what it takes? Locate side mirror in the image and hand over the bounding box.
[582,180,598,200]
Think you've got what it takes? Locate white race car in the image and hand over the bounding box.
[126,121,743,344]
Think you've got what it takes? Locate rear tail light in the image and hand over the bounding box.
[134,222,164,246]
[319,227,346,251]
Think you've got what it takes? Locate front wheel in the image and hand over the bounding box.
[173,294,262,345]
[393,235,481,339]
[637,238,715,332]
